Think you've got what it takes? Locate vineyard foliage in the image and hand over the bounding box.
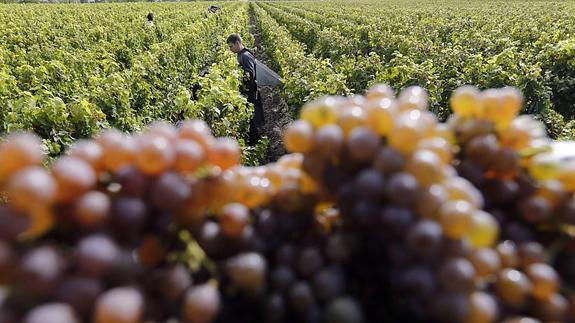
[1,0,575,158]
[0,2,262,161]
[254,0,575,138]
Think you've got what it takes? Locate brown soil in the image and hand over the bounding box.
[248,8,293,164]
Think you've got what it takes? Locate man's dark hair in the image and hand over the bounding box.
[226,34,242,44]
[147,13,154,21]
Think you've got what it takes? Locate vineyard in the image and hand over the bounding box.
[0,2,265,161]
[256,0,575,136]
[2,1,575,158]
[2,0,575,322]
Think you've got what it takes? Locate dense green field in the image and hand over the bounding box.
[255,0,575,137]
[0,2,259,158]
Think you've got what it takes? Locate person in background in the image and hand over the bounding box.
[207,5,221,14]
[145,12,154,28]
[227,33,264,145]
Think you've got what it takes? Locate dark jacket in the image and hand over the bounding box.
[237,48,257,97]
[237,48,264,127]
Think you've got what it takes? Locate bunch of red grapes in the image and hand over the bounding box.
[1,83,575,323]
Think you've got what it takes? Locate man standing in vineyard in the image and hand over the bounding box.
[227,34,264,145]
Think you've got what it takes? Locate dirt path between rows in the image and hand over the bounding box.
[248,7,292,164]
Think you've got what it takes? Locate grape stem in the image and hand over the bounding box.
[178,230,218,276]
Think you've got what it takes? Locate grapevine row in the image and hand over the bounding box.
[0,3,261,161]
[262,0,575,139]
[250,2,349,115]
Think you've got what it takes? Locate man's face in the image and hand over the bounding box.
[228,41,241,53]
